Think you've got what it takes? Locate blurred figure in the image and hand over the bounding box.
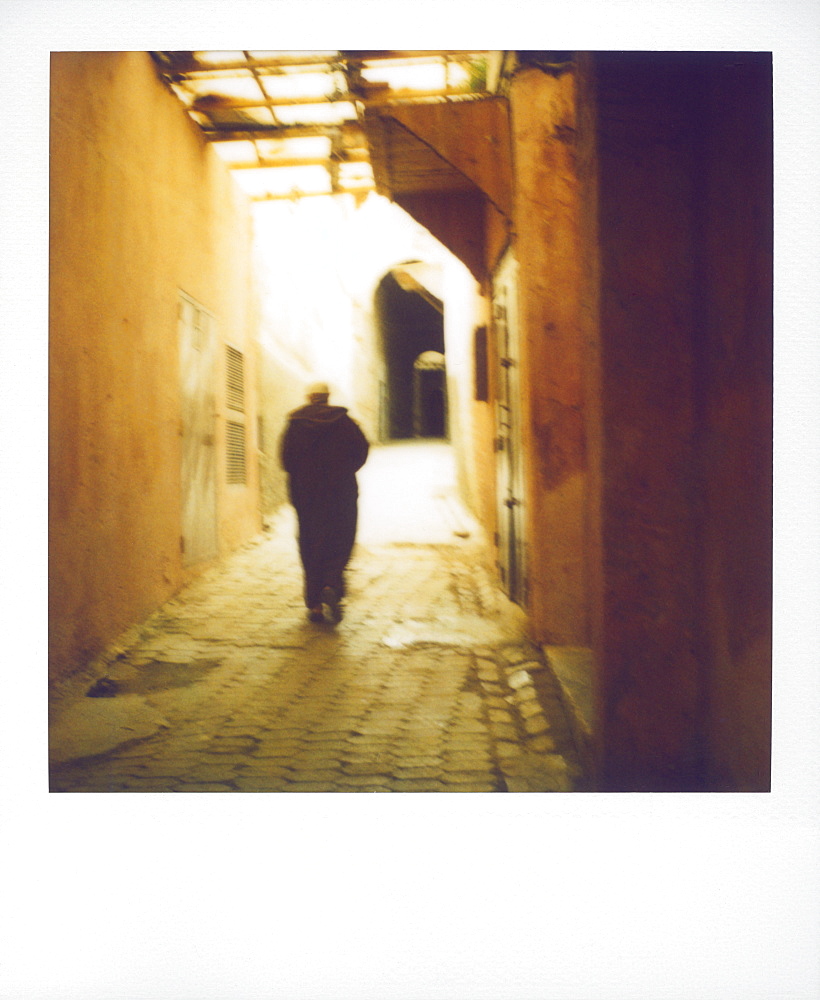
[280,383,369,623]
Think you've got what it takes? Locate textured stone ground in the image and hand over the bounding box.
[49,443,587,793]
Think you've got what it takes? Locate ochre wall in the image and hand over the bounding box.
[49,52,260,685]
[509,67,589,646]
[586,53,772,790]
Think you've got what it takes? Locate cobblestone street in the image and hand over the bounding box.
[49,442,586,793]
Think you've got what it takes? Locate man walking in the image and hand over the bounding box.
[280,382,369,623]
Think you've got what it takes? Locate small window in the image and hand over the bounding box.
[226,421,246,484]
[226,345,245,412]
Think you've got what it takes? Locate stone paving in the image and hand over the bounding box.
[49,443,587,793]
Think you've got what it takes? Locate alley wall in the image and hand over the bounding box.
[49,52,261,685]
[497,52,771,790]
[582,52,773,790]
[508,66,589,646]
[696,56,773,791]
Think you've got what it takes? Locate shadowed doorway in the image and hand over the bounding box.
[413,350,447,438]
[375,262,448,440]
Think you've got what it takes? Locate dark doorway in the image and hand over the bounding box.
[375,265,446,440]
[413,351,447,438]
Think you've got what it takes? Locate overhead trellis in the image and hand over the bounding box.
[151,50,496,203]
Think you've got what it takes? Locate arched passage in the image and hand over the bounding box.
[374,263,446,440]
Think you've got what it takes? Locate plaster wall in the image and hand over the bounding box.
[442,263,491,521]
[588,53,772,790]
[49,52,260,685]
[508,67,589,645]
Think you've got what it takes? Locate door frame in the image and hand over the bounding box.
[492,248,527,605]
[178,290,218,567]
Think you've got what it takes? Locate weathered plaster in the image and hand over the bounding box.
[49,52,260,684]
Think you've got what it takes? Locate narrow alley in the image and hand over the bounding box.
[49,442,586,793]
[17,29,813,1000]
[50,49,775,792]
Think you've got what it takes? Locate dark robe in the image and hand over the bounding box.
[280,403,369,608]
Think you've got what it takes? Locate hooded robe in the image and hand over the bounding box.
[280,402,369,608]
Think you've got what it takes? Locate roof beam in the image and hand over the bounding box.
[153,52,340,76]
[250,187,375,202]
[226,152,369,170]
[192,86,483,114]
[202,123,366,143]
[154,50,489,78]
[243,49,277,128]
[342,51,489,65]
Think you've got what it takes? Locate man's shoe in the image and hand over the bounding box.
[320,586,342,623]
[308,607,324,623]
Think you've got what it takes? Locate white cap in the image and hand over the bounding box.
[306,381,330,398]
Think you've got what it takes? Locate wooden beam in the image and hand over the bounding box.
[154,52,342,76]
[341,51,490,65]
[379,99,513,216]
[194,94,354,111]
[242,48,276,129]
[192,86,483,113]
[250,187,375,202]
[154,50,490,78]
[227,152,369,170]
[202,123,366,143]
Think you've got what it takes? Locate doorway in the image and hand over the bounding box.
[178,292,218,566]
[374,264,446,440]
[413,350,447,438]
[492,250,526,605]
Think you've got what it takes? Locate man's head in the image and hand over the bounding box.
[306,381,330,403]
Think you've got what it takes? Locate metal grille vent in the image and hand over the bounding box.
[226,345,245,412]
[226,421,246,484]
